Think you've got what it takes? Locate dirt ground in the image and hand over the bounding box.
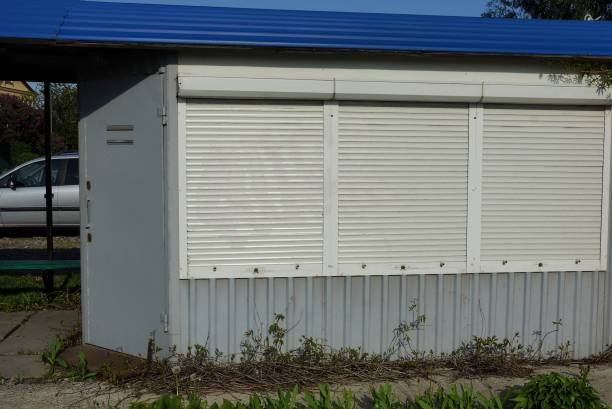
[1,363,611,409]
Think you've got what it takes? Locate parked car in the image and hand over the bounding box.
[0,153,79,227]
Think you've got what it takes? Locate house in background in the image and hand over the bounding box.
[0,80,35,99]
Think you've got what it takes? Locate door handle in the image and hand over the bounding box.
[86,199,91,227]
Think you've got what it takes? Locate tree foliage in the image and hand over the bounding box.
[0,83,77,167]
[482,1,612,90]
[482,0,612,19]
[34,83,78,150]
[0,94,44,150]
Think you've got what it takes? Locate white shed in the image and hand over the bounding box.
[4,0,612,358]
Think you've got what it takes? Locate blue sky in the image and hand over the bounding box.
[96,0,489,17]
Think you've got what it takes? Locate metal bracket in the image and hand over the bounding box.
[157,107,167,126]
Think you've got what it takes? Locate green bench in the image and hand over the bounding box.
[0,260,80,270]
[0,260,80,296]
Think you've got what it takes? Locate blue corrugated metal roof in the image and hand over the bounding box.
[3,0,612,57]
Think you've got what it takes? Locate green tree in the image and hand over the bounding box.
[35,83,78,150]
[482,1,612,90]
[0,82,76,168]
[0,94,44,166]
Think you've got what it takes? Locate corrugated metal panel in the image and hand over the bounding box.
[3,0,612,57]
[1,0,76,40]
[482,106,605,262]
[184,100,324,275]
[180,271,607,359]
[337,103,468,264]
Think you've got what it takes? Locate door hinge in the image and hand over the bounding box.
[158,107,167,126]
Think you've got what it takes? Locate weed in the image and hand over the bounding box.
[107,312,587,396]
[66,351,97,381]
[336,390,357,409]
[370,384,403,409]
[41,339,67,376]
[304,384,334,409]
[449,334,532,377]
[240,314,287,363]
[129,395,185,409]
[0,272,80,312]
[512,366,608,409]
[265,386,299,409]
[409,385,504,409]
[385,300,427,360]
[304,384,356,409]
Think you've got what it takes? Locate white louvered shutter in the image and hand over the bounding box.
[481,105,605,268]
[337,102,469,272]
[184,100,324,275]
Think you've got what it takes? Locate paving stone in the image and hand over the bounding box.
[0,310,79,355]
[0,355,47,378]
[0,312,31,340]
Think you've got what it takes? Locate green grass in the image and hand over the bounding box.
[0,272,80,311]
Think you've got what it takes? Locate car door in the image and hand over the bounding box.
[53,158,80,226]
[0,159,62,227]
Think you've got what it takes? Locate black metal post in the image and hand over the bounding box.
[43,81,54,297]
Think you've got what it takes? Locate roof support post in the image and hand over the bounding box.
[43,81,54,298]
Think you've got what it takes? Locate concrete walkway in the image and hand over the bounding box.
[0,310,80,378]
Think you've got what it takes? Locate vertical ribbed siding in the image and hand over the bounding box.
[184,100,325,273]
[181,271,607,359]
[481,106,605,262]
[337,103,469,264]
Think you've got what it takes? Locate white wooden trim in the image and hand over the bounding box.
[480,260,603,274]
[467,104,483,274]
[323,102,339,275]
[177,98,189,279]
[601,106,611,272]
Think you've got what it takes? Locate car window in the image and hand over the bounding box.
[63,158,79,186]
[0,174,9,188]
[4,160,63,188]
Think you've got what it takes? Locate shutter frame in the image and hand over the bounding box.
[336,102,470,275]
[181,99,325,278]
[480,105,608,273]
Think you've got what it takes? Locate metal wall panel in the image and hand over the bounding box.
[337,102,468,265]
[482,106,605,263]
[179,270,607,359]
